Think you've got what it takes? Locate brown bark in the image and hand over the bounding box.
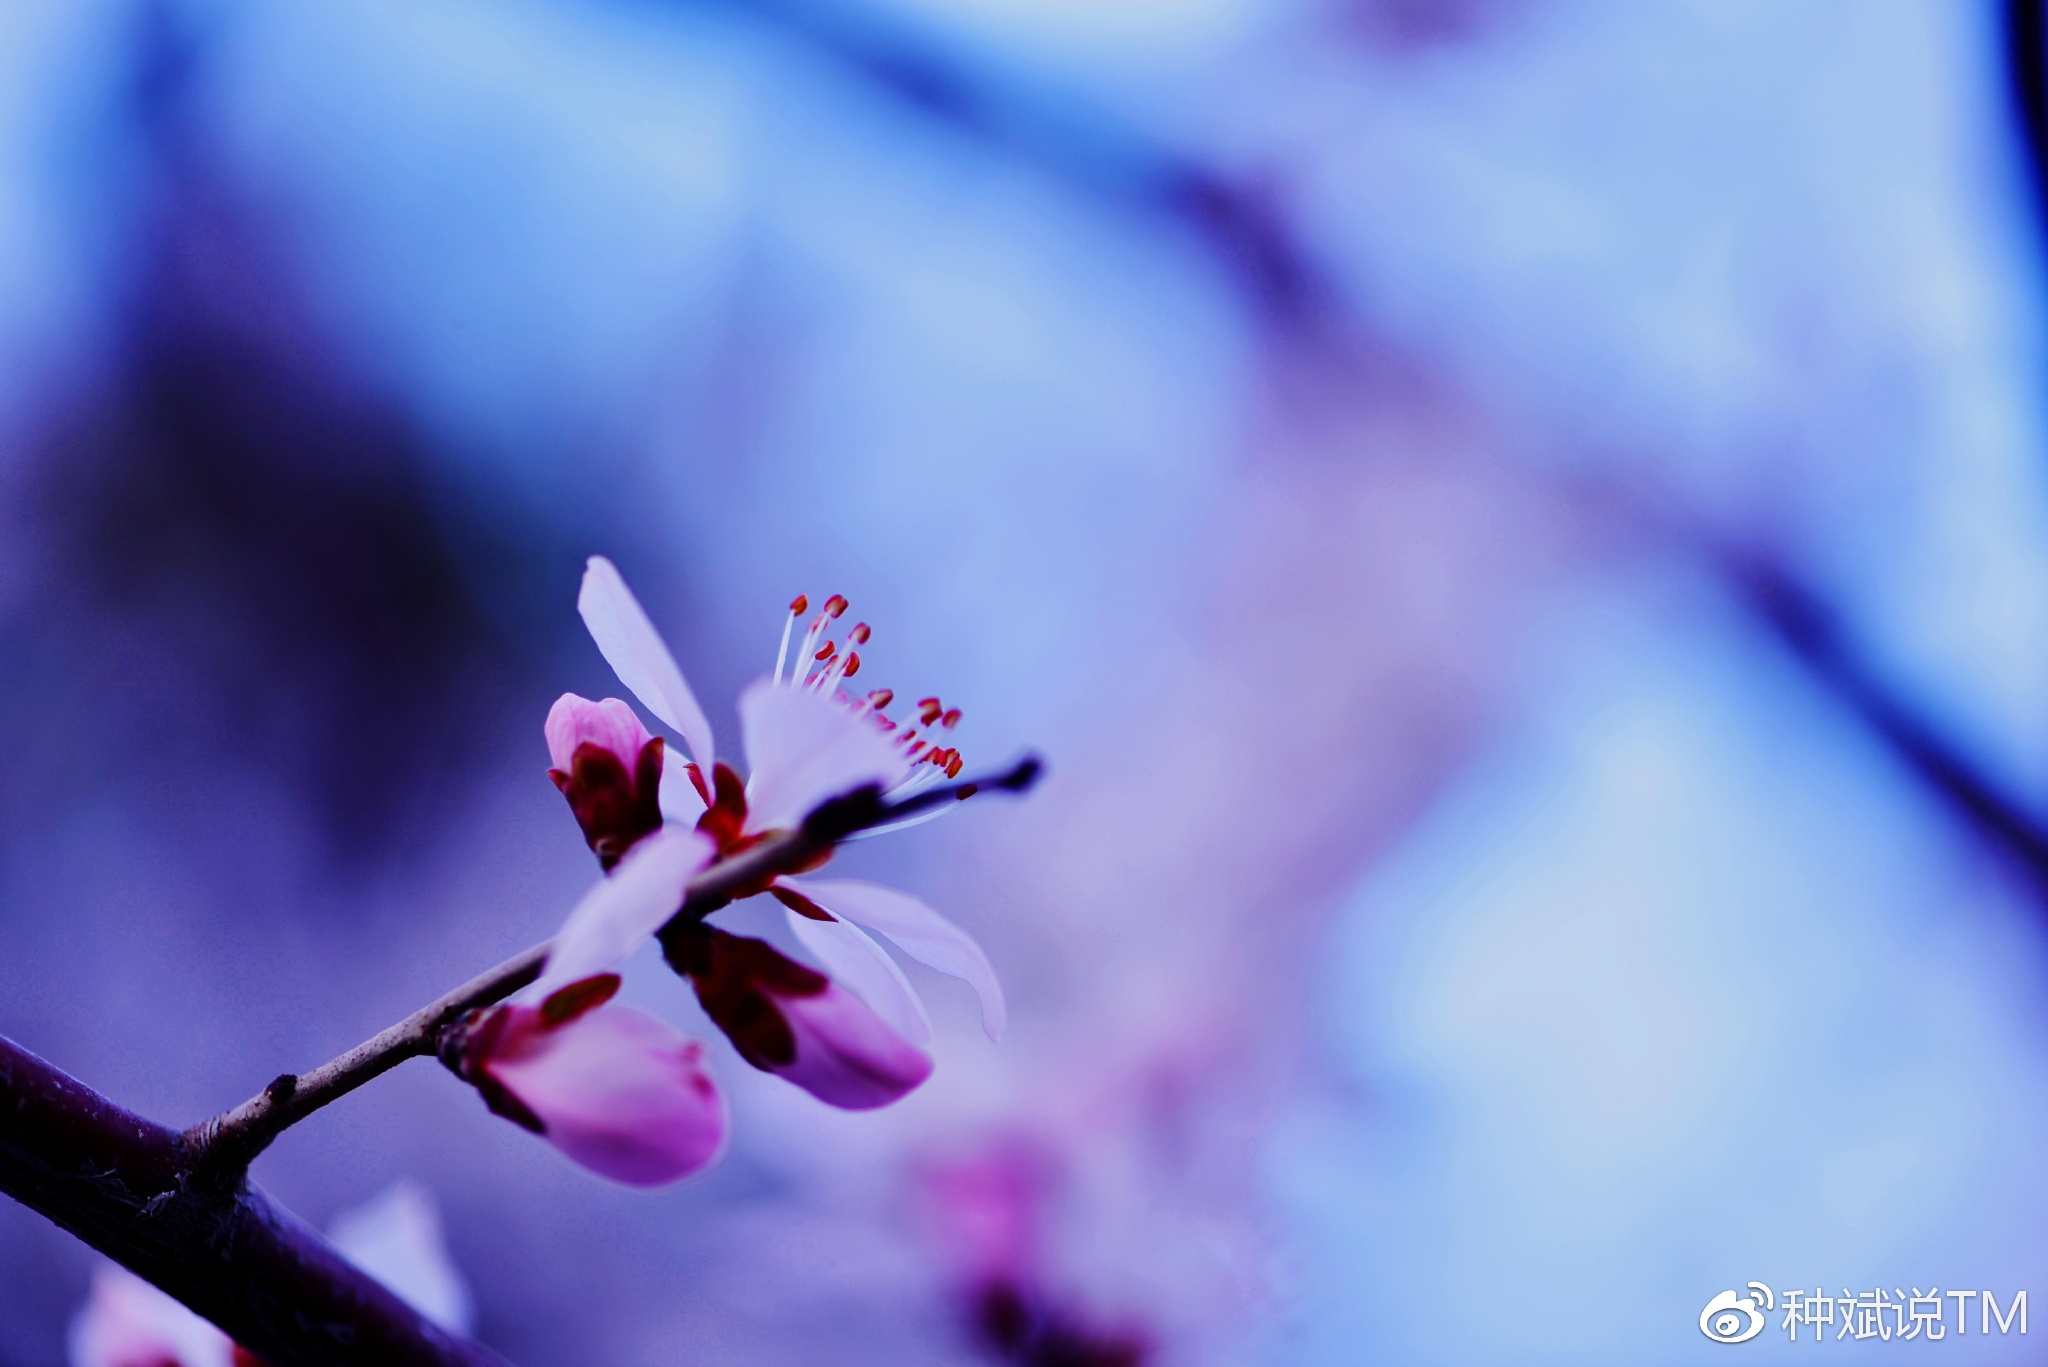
[0,1033,509,1365]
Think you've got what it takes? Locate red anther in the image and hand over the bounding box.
[917,696,941,708]
[956,784,978,800]
[908,741,928,759]
[940,708,962,728]
[877,717,898,732]
[848,623,871,644]
[814,641,836,661]
[824,594,849,618]
[946,755,963,779]
[789,594,809,615]
[867,688,895,709]
[843,652,861,677]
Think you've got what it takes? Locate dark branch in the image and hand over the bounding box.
[0,1034,508,1366]
[1728,553,2048,894]
[2007,0,2048,231]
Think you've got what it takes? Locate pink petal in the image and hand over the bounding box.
[535,827,714,997]
[780,877,1007,1040]
[68,1264,233,1367]
[327,1183,475,1336]
[486,1007,728,1186]
[738,678,908,832]
[543,693,652,772]
[578,556,717,776]
[783,901,932,1046]
[770,980,934,1110]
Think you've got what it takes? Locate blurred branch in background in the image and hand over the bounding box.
[2006,0,2048,229]
[675,0,2048,908]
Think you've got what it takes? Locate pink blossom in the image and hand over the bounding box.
[544,693,666,869]
[665,926,934,1110]
[456,997,728,1186]
[549,557,1007,1110]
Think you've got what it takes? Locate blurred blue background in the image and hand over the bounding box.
[5,0,2048,1362]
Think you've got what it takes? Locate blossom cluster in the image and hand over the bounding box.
[447,558,1006,1185]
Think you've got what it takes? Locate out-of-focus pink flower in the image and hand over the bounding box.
[556,556,1006,1109]
[455,994,728,1187]
[922,1148,1152,1367]
[545,692,665,869]
[666,926,934,1109]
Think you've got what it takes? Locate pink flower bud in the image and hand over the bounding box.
[457,1000,727,1186]
[665,929,933,1110]
[545,694,666,869]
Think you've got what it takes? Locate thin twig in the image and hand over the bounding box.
[188,756,1043,1176]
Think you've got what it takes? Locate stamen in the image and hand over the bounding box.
[919,698,944,726]
[824,594,848,618]
[848,623,871,645]
[814,642,836,662]
[773,595,807,685]
[793,612,829,687]
[941,708,962,729]
[867,688,894,710]
[815,644,859,695]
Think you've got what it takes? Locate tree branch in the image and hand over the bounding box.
[0,756,1040,1364]
[187,756,1043,1175]
[0,1034,509,1366]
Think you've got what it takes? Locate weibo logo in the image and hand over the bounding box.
[1701,1284,1775,1344]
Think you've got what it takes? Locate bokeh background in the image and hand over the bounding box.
[4,0,2048,1362]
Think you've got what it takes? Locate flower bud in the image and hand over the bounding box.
[664,928,933,1110]
[453,999,727,1186]
[545,694,665,869]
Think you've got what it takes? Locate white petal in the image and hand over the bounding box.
[739,678,908,831]
[783,904,932,1046]
[329,1183,475,1336]
[578,556,717,774]
[781,877,1007,1040]
[536,827,713,996]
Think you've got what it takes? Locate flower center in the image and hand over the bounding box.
[773,593,970,796]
